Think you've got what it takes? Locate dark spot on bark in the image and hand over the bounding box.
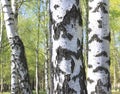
[62,33,73,40]
[89,6,92,10]
[89,0,94,2]
[97,62,100,64]
[103,33,111,42]
[88,28,92,34]
[63,5,82,26]
[53,23,66,40]
[97,20,102,28]
[54,4,59,10]
[95,51,108,57]
[62,74,77,94]
[87,77,94,83]
[7,17,14,21]
[77,39,80,47]
[71,59,75,73]
[105,60,110,66]
[56,46,82,64]
[49,10,56,24]
[79,66,88,94]
[93,2,108,13]
[88,64,93,68]
[76,0,79,5]
[91,91,95,94]
[95,79,106,94]
[88,34,103,43]
[93,66,109,74]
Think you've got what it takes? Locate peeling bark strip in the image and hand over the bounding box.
[50,0,87,94]
[87,0,111,94]
[1,0,32,94]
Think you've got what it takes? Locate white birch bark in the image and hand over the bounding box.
[50,0,87,93]
[87,0,111,94]
[11,0,19,93]
[1,0,32,94]
[35,49,39,94]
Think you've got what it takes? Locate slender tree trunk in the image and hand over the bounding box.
[87,0,111,94]
[50,0,87,93]
[44,0,49,93]
[11,0,19,93]
[44,32,49,94]
[35,49,39,94]
[35,1,41,94]
[1,0,32,94]
[0,3,3,93]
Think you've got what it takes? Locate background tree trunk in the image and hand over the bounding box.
[0,2,3,93]
[87,0,111,94]
[1,0,32,94]
[50,0,87,93]
[11,0,19,93]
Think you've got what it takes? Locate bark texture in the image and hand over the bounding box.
[1,0,32,94]
[87,0,111,94]
[50,0,87,94]
[11,0,19,93]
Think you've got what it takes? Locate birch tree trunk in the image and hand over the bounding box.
[11,0,19,93]
[50,0,87,93]
[1,0,32,94]
[87,0,111,94]
[45,32,49,94]
[0,3,3,92]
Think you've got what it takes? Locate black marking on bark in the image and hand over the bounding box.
[87,77,94,83]
[62,74,77,94]
[89,0,94,2]
[91,91,95,94]
[49,10,55,24]
[56,46,82,64]
[97,20,102,28]
[71,59,75,73]
[76,0,79,5]
[95,51,108,57]
[62,33,73,40]
[95,79,106,94]
[88,28,92,34]
[93,66,109,74]
[79,66,88,94]
[105,60,110,66]
[93,2,108,13]
[88,34,103,43]
[7,17,14,21]
[77,38,80,47]
[89,6,92,10]
[52,5,82,40]
[54,4,59,10]
[88,64,93,68]
[103,33,111,42]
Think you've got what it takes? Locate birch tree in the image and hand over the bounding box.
[50,0,87,93]
[0,2,3,92]
[11,0,19,93]
[1,0,32,94]
[87,0,111,94]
